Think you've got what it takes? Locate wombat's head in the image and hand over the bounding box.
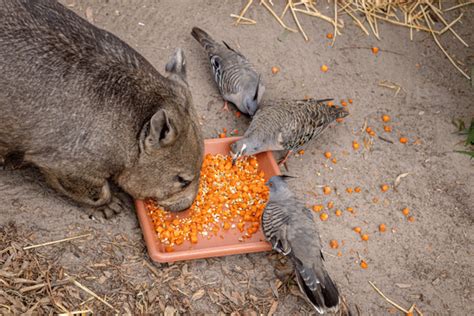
[117,49,204,212]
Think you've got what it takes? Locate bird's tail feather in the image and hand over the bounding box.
[191,27,217,53]
[294,261,340,314]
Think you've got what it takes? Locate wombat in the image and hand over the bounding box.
[0,0,204,216]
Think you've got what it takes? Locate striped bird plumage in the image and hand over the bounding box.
[191,27,264,116]
[262,176,341,314]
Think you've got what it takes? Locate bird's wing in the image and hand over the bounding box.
[222,40,246,59]
[287,207,341,314]
[262,201,292,255]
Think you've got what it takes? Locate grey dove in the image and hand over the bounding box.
[191,27,264,116]
[262,175,341,314]
[230,98,348,166]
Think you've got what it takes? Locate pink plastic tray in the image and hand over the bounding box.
[135,137,280,263]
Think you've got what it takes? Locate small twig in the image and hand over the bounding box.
[234,0,254,25]
[378,135,394,144]
[444,1,474,12]
[421,7,471,80]
[426,2,468,47]
[439,13,463,35]
[260,0,297,32]
[331,0,337,46]
[369,281,409,314]
[289,0,309,41]
[23,233,91,250]
[57,311,92,316]
[230,14,256,24]
[65,273,118,312]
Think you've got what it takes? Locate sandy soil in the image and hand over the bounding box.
[1,1,473,314]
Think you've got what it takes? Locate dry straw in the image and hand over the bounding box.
[231,0,472,79]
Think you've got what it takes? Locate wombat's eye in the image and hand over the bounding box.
[176,175,191,188]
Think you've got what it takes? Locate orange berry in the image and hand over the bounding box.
[402,207,410,216]
[381,184,389,192]
[399,137,408,144]
[379,224,386,232]
[382,115,390,122]
[348,98,353,104]
[323,186,331,195]
[327,201,334,209]
[361,234,369,241]
[298,149,305,155]
[312,204,324,212]
[354,187,361,193]
[321,64,328,72]
[326,33,334,39]
[360,260,368,269]
[324,151,332,159]
[271,66,280,74]
[352,141,360,150]
[335,209,342,217]
[329,240,339,249]
[320,212,329,221]
[371,47,379,54]
[383,125,392,132]
[408,216,415,222]
[353,227,362,234]
[346,187,353,194]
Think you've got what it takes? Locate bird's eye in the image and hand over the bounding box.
[269,183,273,187]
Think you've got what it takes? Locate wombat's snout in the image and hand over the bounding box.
[157,181,199,212]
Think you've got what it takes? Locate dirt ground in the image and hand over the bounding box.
[1,1,473,315]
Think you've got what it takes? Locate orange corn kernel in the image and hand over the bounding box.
[219,133,226,138]
[165,246,175,252]
[402,207,410,216]
[379,224,386,232]
[321,65,328,72]
[331,158,337,164]
[360,260,368,269]
[271,66,280,74]
[353,227,362,234]
[312,204,324,212]
[326,33,334,39]
[324,151,332,159]
[399,137,408,144]
[382,115,390,122]
[329,240,339,249]
[347,207,354,213]
[348,98,353,104]
[354,187,361,193]
[298,149,305,155]
[335,209,342,217]
[381,184,389,192]
[336,118,344,123]
[341,101,348,107]
[320,213,329,221]
[323,186,331,195]
[371,47,379,54]
[327,101,334,106]
[361,234,369,241]
[408,216,415,222]
[327,201,334,209]
[346,187,353,194]
[352,141,360,150]
[383,125,392,132]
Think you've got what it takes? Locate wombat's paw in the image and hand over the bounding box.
[90,192,132,220]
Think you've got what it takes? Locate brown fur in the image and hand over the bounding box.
[0,0,204,213]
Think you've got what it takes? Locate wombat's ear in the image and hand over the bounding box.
[143,110,177,153]
[165,48,187,83]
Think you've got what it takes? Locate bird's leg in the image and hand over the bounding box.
[221,100,230,112]
[278,150,292,171]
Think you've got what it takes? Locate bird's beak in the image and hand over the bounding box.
[280,175,298,180]
[231,144,247,165]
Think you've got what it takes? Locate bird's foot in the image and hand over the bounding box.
[278,150,292,172]
[221,101,230,112]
